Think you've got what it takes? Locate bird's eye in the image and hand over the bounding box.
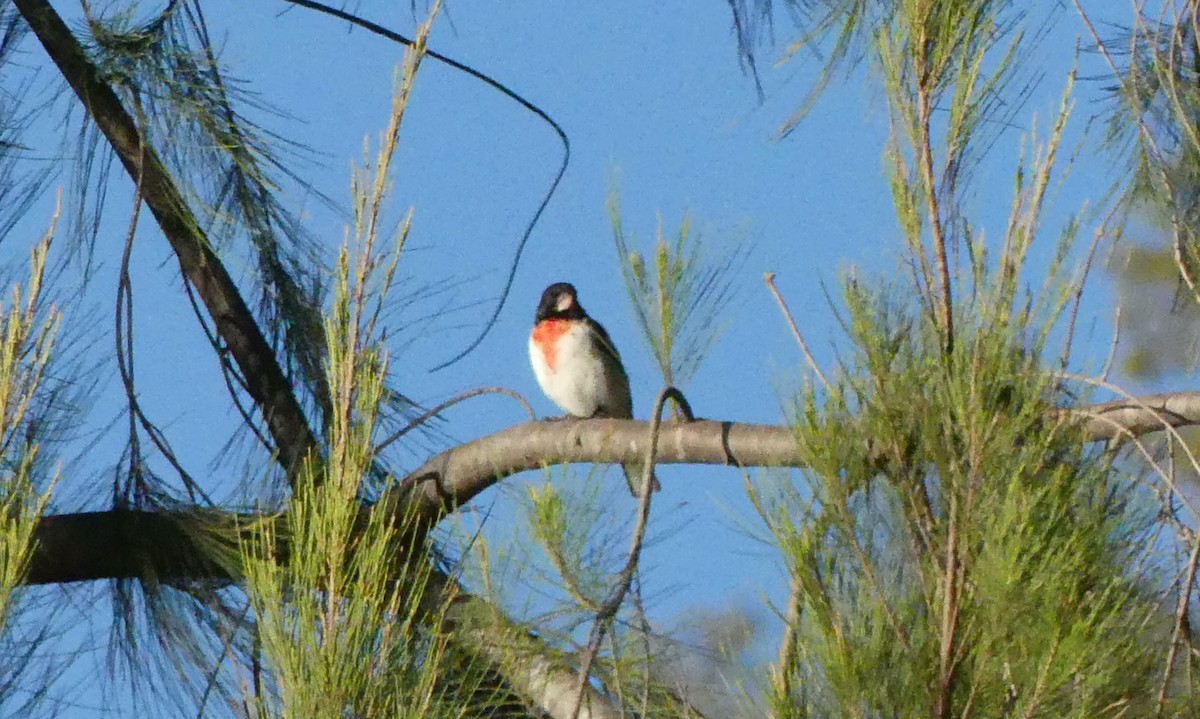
[555,293,574,312]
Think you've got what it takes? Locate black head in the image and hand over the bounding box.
[535,282,585,322]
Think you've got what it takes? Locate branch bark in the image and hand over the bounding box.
[18,6,1200,719]
[9,6,622,718]
[27,509,232,585]
[1075,391,1200,440]
[397,417,795,522]
[429,571,623,719]
[397,392,1200,522]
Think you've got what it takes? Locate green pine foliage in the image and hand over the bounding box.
[731,2,1197,716]
[610,194,742,389]
[759,280,1166,717]
[234,12,491,716]
[0,225,62,717]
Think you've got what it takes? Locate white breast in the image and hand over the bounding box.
[529,323,631,419]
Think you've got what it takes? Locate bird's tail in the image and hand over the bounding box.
[622,463,660,497]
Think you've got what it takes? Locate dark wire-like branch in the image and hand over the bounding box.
[276,0,571,371]
[374,386,536,455]
[182,273,276,456]
[186,0,337,435]
[115,132,211,505]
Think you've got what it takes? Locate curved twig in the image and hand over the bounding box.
[1064,374,1200,521]
[181,275,276,455]
[570,385,677,719]
[770,577,802,717]
[275,0,571,371]
[114,130,211,505]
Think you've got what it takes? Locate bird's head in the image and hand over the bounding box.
[535,282,583,322]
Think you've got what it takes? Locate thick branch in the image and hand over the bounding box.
[24,419,782,584]
[27,510,234,585]
[24,511,621,718]
[400,393,1200,520]
[428,571,622,719]
[28,392,1200,586]
[398,417,794,521]
[22,418,791,586]
[14,0,319,480]
[11,5,615,717]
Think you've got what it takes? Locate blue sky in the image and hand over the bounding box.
[14,1,1146,714]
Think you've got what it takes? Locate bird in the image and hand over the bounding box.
[528,282,660,496]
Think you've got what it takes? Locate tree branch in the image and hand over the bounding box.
[21,419,783,585]
[23,392,1200,719]
[1075,391,1200,440]
[13,0,320,481]
[396,391,1200,522]
[31,390,1200,586]
[395,417,794,521]
[11,6,616,717]
[26,509,235,585]
[429,570,623,719]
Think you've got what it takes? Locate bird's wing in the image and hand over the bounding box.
[585,318,625,369]
[586,318,633,418]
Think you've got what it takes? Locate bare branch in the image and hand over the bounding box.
[375,386,536,455]
[27,389,1200,587]
[397,417,796,521]
[1158,528,1200,717]
[1076,391,1200,441]
[571,387,678,719]
[13,0,319,481]
[769,578,802,718]
[430,571,622,719]
[765,273,830,389]
[27,510,235,586]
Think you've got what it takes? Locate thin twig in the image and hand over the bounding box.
[374,386,535,454]
[630,574,653,717]
[769,577,802,716]
[936,494,962,719]
[570,386,681,719]
[765,273,830,389]
[1157,527,1200,717]
[1061,219,1108,367]
[113,129,212,505]
[1100,306,1122,382]
[1065,374,1200,521]
[1075,0,1200,312]
[916,77,955,360]
[15,0,322,481]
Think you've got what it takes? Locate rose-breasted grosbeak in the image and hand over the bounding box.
[529,282,660,496]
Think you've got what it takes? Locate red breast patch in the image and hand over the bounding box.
[532,319,572,371]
